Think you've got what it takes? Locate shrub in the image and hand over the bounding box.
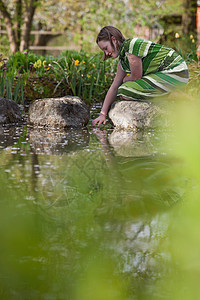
[3,50,117,104]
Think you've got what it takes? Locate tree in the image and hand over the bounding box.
[0,0,39,53]
[182,0,197,35]
[75,0,183,51]
[0,0,185,54]
[34,0,183,52]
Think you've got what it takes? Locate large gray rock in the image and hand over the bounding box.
[0,97,23,124]
[29,96,90,128]
[108,100,164,130]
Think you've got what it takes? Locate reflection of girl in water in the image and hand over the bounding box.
[92,26,189,127]
[92,127,184,211]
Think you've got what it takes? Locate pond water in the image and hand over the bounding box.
[0,104,190,299]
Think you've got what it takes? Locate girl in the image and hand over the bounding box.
[92,26,189,127]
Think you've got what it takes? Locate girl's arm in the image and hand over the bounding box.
[123,53,143,83]
[92,62,126,127]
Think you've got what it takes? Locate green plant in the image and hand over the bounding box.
[3,49,118,104]
[51,51,117,103]
[6,51,53,77]
[0,72,24,103]
[0,73,5,97]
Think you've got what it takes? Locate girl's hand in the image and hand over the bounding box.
[92,128,107,142]
[91,114,106,127]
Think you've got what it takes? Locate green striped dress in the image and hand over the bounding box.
[117,38,189,101]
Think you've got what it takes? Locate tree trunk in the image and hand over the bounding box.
[14,0,22,50]
[182,0,197,35]
[33,22,62,55]
[0,0,17,53]
[20,0,38,51]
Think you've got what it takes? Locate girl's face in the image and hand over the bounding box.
[98,37,118,58]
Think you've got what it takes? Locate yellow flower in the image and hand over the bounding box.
[192,39,195,43]
[175,32,180,39]
[46,67,50,71]
[127,73,131,76]
[190,34,194,40]
[75,60,79,66]
[82,61,85,64]
[37,59,42,68]
[34,59,42,68]
[43,60,46,67]
[87,74,90,78]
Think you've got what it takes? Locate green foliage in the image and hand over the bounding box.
[51,50,117,103]
[2,49,117,103]
[184,62,200,97]
[0,35,10,57]
[1,44,199,104]
[178,38,198,63]
[0,54,24,102]
[0,74,5,96]
[153,99,200,300]
[1,0,184,54]
[0,72,24,103]
[6,51,53,75]
[162,31,198,63]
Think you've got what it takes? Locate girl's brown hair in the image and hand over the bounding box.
[96,26,125,60]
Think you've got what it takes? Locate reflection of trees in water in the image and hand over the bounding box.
[28,127,90,199]
[29,127,185,217]
[93,129,184,213]
[113,216,169,279]
[0,125,91,199]
[0,125,185,215]
[0,125,185,290]
[86,129,184,280]
[29,128,181,284]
